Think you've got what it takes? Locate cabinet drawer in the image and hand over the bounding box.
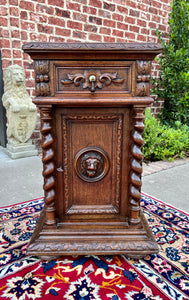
[50,60,135,97]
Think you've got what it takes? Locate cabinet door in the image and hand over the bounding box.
[55,107,130,223]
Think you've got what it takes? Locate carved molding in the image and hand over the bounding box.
[28,239,158,254]
[129,107,145,225]
[40,107,56,225]
[62,114,123,214]
[35,60,50,96]
[61,70,124,92]
[23,42,163,52]
[136,60,151,96]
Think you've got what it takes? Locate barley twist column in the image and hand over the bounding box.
[40,107,56,225]
[129,106,145,225]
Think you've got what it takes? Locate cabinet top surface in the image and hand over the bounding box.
[23,42,163,54]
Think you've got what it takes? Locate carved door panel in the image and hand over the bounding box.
[55,107,130,224]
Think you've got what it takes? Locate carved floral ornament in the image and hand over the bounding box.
[61,70,124,94]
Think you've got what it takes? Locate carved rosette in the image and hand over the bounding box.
[40,107,56,225]
[136,60,151,96]
[129,107,145,225]
[35,60,50,96]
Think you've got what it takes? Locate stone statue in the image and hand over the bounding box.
[2,64,38,158]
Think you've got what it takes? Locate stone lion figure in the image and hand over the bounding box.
[2,64,37,145]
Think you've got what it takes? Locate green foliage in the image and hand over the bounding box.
[152,0,189,126]
[143,109,189,161]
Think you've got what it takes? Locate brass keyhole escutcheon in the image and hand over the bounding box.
[89,75,97,94]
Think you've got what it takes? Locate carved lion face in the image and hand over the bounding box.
[81,152,104,178]
[3,64,26,92]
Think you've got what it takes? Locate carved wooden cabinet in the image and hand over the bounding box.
[23,43,162,260]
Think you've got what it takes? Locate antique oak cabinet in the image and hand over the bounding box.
[23,43,162,260]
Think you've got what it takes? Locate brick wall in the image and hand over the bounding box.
[0,0,171,148]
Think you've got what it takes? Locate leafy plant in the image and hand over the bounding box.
[152,0,189,126]
[143,109,189,161]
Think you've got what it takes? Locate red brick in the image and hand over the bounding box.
[104,36,115,42]
[36,4,54,15]
[83,6,97,15]
[30,33,47,42]
[55,8,70,18]
[13,49,22,58]
[20,11,28,19]
[127,0,137,8]
[73,31,87,40]
[10,7,19,16]
[124,16,136,24]
[153,0,162,9]
[55,28,71,37]
[103,2,115,11]
[149,7,158,15]
[48,0,64,6]
[0,17,8,27]
[0,28,9,38]
[117,5,128,14]
[151,15,161,23]
[0,0,7,4]
[141,28,150,35]
[12,40,21,48]
[67,2,81,12]
[149,22,157,29]
[21,21,35,31]
[11,30,20,38]
[67,20,82,30]
[84,24,97,33]
[73,12,87,22]
[99,27,111,35]
[1,49,11,58]
[112,13,124,22]
[30,13,47,23]
[112,29,124,38]
[0,39,10,48]
[20,1,34,11]
[103,19,116,28]
[114,0,126,4]
[125,32,136,40]
[49,17,65,27]
[12,60,22,67]
[130,9,139,17]
[117,22,129,31]
[98,9,111,18]
[10,17,19,27]
[89,16,102,25]
[0,7,8,16]
[137,34,147,42]
[129,25,140,33]
[116,38,127,42]
[137,19,147,27]
[38,24,54,34]
[89,0,102,8]
[21,31,28,40]
[88,33,102,42]
[9,0,18,5]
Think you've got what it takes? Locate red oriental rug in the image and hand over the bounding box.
[0,193,189,299]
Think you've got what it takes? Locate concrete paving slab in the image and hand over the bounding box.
[0,147,43,207]
[142,163,189,213]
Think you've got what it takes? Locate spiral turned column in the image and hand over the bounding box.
[40,107,56,225]
[129,106,145,225]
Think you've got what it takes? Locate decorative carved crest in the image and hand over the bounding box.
[61,70,124,93]
[136,61,151,96]
[34,60,50,96]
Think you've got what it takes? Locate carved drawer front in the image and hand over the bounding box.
[50,60,135,96]
[55,108,130,222]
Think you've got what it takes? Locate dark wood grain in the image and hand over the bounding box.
[23,42,162,259]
